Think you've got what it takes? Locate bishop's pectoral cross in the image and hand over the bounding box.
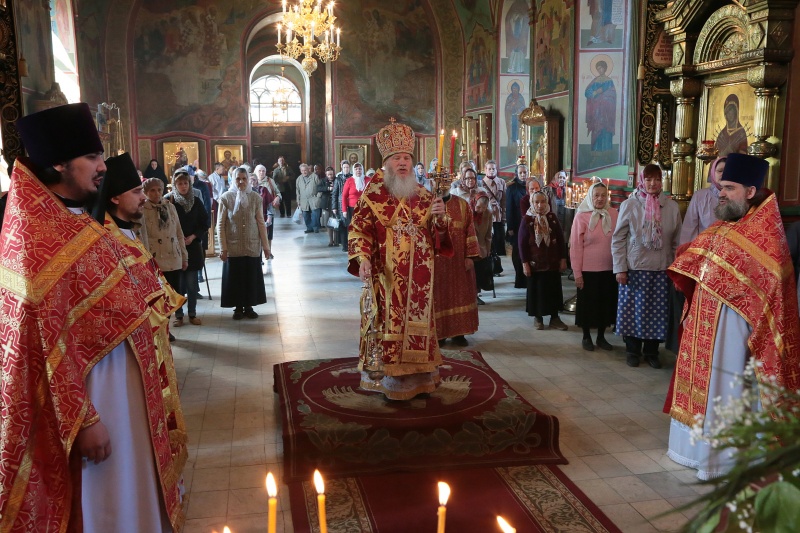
[391,202,418,248]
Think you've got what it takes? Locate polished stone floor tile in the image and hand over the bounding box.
[172,218,695,532]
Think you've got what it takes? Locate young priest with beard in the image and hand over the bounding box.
[347,119,451,400]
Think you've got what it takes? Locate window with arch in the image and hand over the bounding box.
[249,75,302,123]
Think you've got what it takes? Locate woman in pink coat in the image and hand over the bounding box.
[569,181,618,351]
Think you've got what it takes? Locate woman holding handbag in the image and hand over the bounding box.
[332,160,351,251]
[341,162,371,250]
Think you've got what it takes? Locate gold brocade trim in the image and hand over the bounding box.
[0,420,38,530]
[669,291,722,427]
[680,247,783,355]
[45,265,127,380]
[0,225,100,304]
[435,302,478,320]
[726,231,793,280]
[80,412,101,429]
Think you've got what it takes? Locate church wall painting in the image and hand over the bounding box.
[15,0,54,106]
[575,52,624,173]
[498,76,528,170]
[132,0,261,137]
[333,0,436,137]
[500,0,530,75]
[579,0,625,50]
[574,0,628,175]
[535,0,574,98]
[74,0,111,107]
[465,24,496,111]
[452,0,494,42]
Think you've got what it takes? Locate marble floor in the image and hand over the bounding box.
[174,217,705,533]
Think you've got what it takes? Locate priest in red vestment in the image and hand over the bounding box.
[434,192,481,346]
[348,119,451,400]
[665,153,800,480]
[0,105,186,532]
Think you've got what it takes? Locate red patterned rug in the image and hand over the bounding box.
[288,464,622,533]
[274,350,566,483]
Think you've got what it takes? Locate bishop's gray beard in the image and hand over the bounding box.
[384,168,419,200]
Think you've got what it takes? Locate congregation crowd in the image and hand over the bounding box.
[139,146,800,380]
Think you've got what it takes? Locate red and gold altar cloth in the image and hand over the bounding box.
[434,195,480,339]
[348,170,452,376]
[0,159,187,532]
[666,192,800,427]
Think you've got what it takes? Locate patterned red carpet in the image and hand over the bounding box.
[288,465,622,533]
[276,351,620,532]
[274,351,566,483]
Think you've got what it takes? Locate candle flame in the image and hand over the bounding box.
[440,129,445,135]
[313,469,325,494]
[223,527,232,533]
[497,516,516,533]
[266,472,277,497]
[437,482,450,506]
[452,130,457,138]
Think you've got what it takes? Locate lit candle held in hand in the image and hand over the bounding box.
[314,470,328,533]
[437,482,450,533]
[267,473,278,533]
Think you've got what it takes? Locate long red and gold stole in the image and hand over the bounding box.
[667,193,800,427]
[0,159,184,532]
[348,171,451,376]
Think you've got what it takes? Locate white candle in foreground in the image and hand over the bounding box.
[437,482,450,533]
[267,473,278,533]
[314,470,328,533]
[497,516,516,533]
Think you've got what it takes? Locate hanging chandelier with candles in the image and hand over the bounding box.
[276,0,341,76]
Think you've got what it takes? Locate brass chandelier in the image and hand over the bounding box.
[276,0,341,76]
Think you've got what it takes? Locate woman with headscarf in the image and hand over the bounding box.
[570,181,618,351]
[519,190,568,330]
[612,164,682,368]
[341,162,371,251]
[217,167,271,320]
[680,157,726,245]
[142,178,187,340]
[165,169,209,326]
[143,159,169,191]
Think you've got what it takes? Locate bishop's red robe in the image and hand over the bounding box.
[348,171,451,377]
[666,193,800,427]
[434,195,480,339]
[0,159,187,532]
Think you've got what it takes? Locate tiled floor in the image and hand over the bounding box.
[174,217,706,533]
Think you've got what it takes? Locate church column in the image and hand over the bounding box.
[669,77,702,209]
[747,64,787,192]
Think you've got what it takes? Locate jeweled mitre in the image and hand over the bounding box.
[377,118,415,161]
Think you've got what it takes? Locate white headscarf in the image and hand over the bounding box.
[576,182,612,235]
[353,164,366,191]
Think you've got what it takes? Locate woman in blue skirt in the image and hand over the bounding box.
[611,164,682,368]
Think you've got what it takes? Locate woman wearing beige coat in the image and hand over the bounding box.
[142,178,187,290]
[218,167,271,320]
